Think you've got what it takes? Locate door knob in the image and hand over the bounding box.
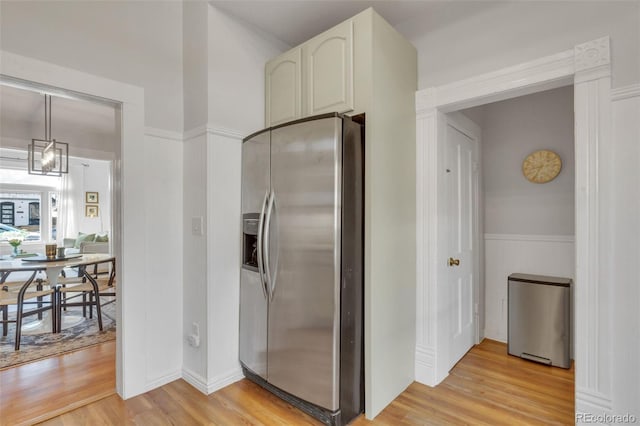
[448,257,460,266]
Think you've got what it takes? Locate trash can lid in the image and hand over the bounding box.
[508,273,572,286]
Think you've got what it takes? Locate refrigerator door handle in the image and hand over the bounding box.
[256,190,269,299]
[263,190,275,301]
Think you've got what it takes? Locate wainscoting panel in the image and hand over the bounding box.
[484,234,575,343]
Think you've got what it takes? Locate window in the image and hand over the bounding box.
[0,192,43,241]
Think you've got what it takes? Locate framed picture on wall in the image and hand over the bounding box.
[85,205,99,217]
[85,191,99,203]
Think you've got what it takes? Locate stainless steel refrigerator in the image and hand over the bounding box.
[240,113,364,425]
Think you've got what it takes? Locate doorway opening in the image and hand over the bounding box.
[415,36,612,416]
[459,85,575,355]
[0,79,121,422]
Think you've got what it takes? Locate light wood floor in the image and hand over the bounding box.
[0,341,116,426]
[2,339,574,425]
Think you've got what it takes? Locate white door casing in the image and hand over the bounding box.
[1,50,147,398]
[415,37,613,419]
[444,113,480,370]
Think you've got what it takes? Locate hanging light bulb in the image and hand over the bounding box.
[28,94,69,176]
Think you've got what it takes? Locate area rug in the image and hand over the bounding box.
[0,302,116,370]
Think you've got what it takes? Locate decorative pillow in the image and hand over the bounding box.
[74,232,96,249]
[94,233,109,243]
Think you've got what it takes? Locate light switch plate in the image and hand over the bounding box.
[191,216,204,236]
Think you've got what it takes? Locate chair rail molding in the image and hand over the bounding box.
[415,36,613,417]
[611,83,640,101]
[183,124,246,142]
[145,127,184,143]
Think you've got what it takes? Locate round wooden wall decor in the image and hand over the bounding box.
[522,149,562,183]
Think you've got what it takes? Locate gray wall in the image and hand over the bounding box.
[398,1,639,89]
[464,85,575,236]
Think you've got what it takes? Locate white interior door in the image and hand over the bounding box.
[445,114,479,370]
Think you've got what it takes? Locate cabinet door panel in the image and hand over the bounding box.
[266,48,302,126]
[304,20,354,116]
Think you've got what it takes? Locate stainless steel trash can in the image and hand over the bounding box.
[507,273,572,368]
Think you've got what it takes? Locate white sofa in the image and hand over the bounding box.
[63,234,109,255]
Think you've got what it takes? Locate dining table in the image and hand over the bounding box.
[0,252,115,334]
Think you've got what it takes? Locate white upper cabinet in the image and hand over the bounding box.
[265,48,302,126]
[303,20,354,116]
[265,18,355,126]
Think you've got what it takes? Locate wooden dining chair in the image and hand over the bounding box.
[57,257,116,331]
[0,270,56,350]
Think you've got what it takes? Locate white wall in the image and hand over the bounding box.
[483,235,575,342]
[610,90,640,419]
[181,133,209,386]
[142,133,184,388]
[476,86,575,236]
[183,1,209,132]
[208,7,289,133]
[398,1,640,89]
[180,5,287,393]
[206,132,243,390]
[67,158,112,237]
[1,2,185,397]
[0,1,184,132]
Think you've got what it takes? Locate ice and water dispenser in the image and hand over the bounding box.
[242,213,259,272]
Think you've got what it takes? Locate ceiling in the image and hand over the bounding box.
[0,84,119,160]
[0,1,501,158]
[210,0,501,47]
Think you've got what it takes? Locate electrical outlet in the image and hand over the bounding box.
[187,322,201,347]
[187,334,200,347]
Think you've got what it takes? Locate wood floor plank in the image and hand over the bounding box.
[0,341,116,426]
[5,339,574,425]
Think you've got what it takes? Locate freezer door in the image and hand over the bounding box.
[267,116,342,411]
[242,130,270,215]
[239,130,270,378]
[239,268,268,377]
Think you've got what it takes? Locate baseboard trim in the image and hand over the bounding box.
[181,366,244,395]
[144,370,182,393]
[415,344,439,386]
[576,388,613,422]
[483,328,507,344]
[206,367,244,394]
[181,367,209,395]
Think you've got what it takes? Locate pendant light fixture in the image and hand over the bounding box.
[28,94,69,176]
